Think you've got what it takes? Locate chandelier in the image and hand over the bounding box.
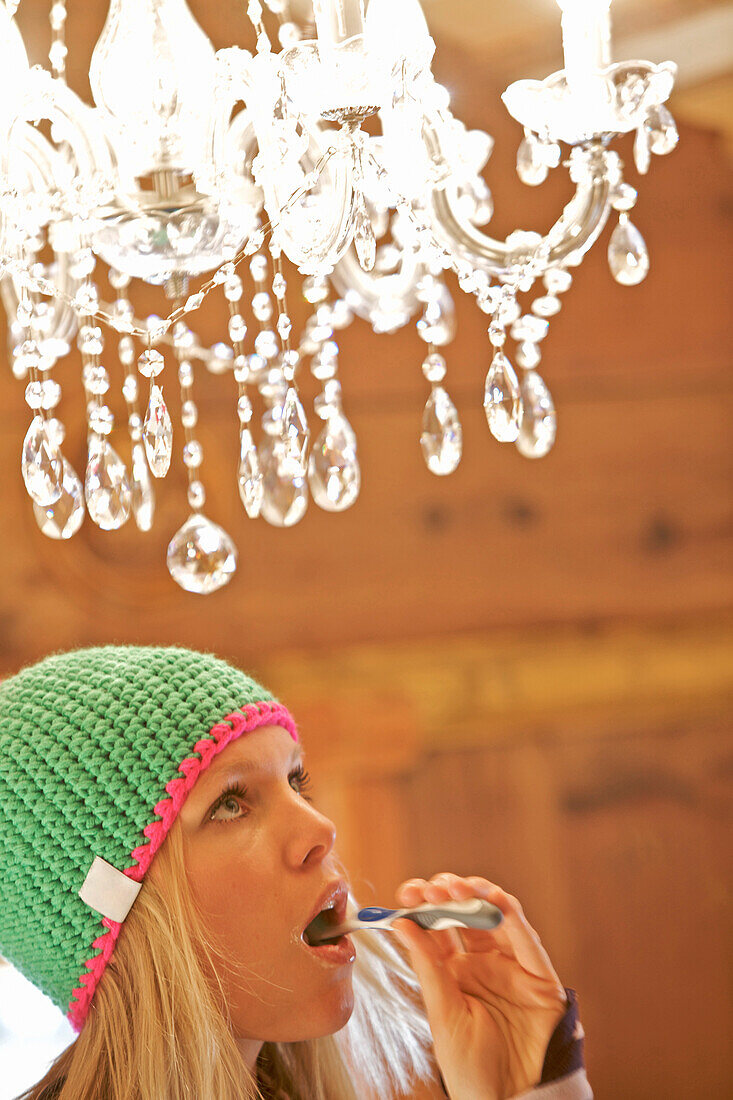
[2,0,678,594]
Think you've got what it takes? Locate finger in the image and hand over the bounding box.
[461,878,560,978]
[394,878,463,959]
[421,879,471,956]
[395,878,428,907]
[418,874,552,971]
[448,950,565,1008]
[391,918,465,1022]
[418,874,518,959]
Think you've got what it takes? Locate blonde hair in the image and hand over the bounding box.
[20,819,438,1100]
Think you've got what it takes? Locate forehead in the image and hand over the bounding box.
[193,723,302,797]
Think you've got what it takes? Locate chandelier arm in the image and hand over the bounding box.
[423,120,612,279]
[329,238,426,330]
[0,123,79,346]
[1,67,115,188]
[214,48,358,273]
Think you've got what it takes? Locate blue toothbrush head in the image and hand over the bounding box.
[356,906,397,922]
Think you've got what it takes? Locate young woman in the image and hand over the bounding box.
[0,645,591,1099]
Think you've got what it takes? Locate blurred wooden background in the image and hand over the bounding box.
[1,2,732,1097]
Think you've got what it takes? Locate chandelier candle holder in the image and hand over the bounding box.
[1,0,678,593]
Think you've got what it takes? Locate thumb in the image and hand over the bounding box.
[392,918,464,1021]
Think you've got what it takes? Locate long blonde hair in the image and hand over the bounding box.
[20,819,438,1100]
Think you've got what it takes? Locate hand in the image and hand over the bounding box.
[392,874,567,1100]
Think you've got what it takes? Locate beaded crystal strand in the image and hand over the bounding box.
[138,332,172,480]
[484,286,523,444]
[251,249,309,527]
[265,0,301,49]
[222,259,264,519]
[75,251,132,530]
[511,268,569,460]
[18,272,78,532]
[48,0,68,82]
[416,271,462,476]
[270,243,310,477]
[111,269,155,530]
[298,276,359,511]
[165,294,238,595]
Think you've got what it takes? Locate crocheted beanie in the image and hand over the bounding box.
[0,644,298,1032]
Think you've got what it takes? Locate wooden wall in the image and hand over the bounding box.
[1,4,732,1097]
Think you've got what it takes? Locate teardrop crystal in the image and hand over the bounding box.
[237,429,264,518]
[143,384,173,477]
[130,441,155,531]
[33,458,84,539]
[353,195,377,272]
[308,413,361,511]
[84,438,132,530]
[608,217,649,286]
[259,436,308,527]
[21,416,63,506]
[516,372,557,459]
[483,351,523,443]
[646,104,678,155]
[420,387,462,475]
[166,513,237,594]
[516,136,548,186]
[279,387,309,473]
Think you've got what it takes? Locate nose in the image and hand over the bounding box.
[286,796,337,869]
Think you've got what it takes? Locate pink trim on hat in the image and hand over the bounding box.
[67,701,298,1032]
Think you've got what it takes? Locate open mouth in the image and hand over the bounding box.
[302,903,344,947]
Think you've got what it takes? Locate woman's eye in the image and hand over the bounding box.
[209,787,248,823]
[209,769,312,823]
[290,767,313,801]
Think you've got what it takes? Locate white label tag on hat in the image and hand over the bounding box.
[78,856,142,923]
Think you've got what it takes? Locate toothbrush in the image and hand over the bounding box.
[308,898,503,944]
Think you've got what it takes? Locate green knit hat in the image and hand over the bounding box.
[0,645,298,1032]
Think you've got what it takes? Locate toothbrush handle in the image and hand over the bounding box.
[403,898,503,932]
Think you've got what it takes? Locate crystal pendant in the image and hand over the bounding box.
[646,104,678,155]
[483,352,523,443]
[33,459,84,539]
[21,416,63,506]
[516,135,548,186]
[130,442,155,531]
[516,372,557,459]
[353,194,377,272]
[166,513,237,595]
[279,387,309,473]
[143,384,173,478]
[237,429,264,518]
[420,387,462,476]
[308,413,361,511]
[633,123,651,175]
[608,217,649,286]
[259,436,308,527]
[84,438,132,530]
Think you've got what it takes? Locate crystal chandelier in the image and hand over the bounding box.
[2,0,678,594]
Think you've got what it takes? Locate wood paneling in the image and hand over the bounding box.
[288,626,732,1100]
[2,383,731,661]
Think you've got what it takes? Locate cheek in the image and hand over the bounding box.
[184,839,357,1042]
[186,839,281,955]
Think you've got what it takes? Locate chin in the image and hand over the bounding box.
[298,979,356,1041]
[318,978,356,1035]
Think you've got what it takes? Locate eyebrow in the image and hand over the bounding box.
[201,743,305,797]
